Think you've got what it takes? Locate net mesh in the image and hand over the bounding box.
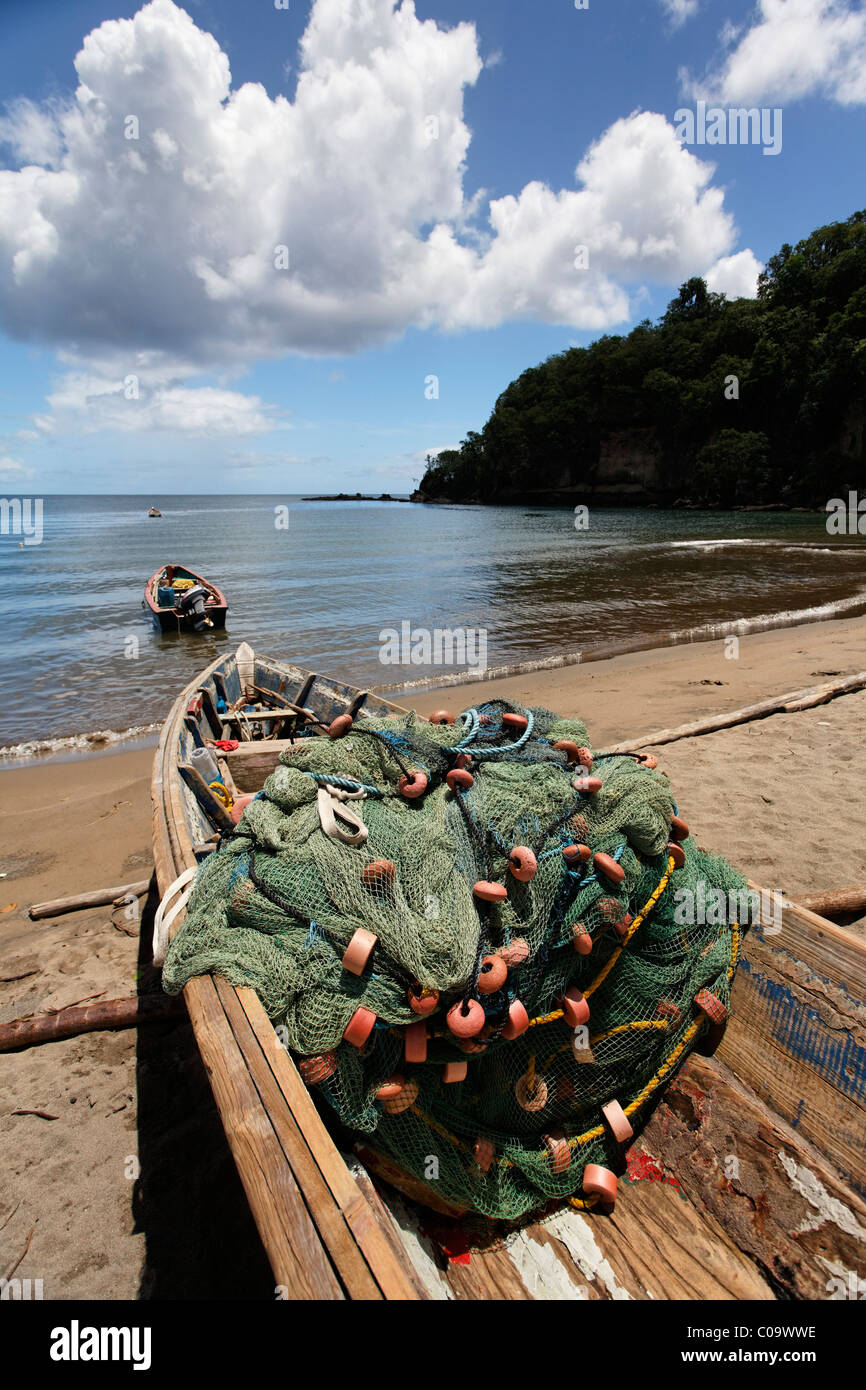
[163,702,751,1220]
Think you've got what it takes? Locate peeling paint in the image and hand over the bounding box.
[538,1209,633,1300]
[777,1150,866,1241]
[506,1230,590,1300]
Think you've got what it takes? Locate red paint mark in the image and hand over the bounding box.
[623,1148,685,1199]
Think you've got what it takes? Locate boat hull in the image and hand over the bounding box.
[152,644,866,1302]
[144,563,228,634]
[150,603,227,633]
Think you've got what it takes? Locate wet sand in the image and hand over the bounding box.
[1,612,864,1299]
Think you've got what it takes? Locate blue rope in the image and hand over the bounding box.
[455,707,536,758]
[303,772,385,798]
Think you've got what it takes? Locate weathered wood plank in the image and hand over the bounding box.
[184,975,345,1299]
[722,894,866,1196]
[643,1051,866,1300]
[221,739,297,792]
[214,978,382,1301]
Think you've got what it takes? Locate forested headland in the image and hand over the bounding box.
[415,211,866,509]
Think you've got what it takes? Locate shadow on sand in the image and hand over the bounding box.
[133,881,273,1299]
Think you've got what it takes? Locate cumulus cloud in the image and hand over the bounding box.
[704,249,763,297]
[0,0,758,385]
[659,0,700,28]
[683,0,866,105]
[0,455,35,479]
[37,370,286,435]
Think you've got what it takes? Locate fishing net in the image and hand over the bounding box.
[162,702,751,1221]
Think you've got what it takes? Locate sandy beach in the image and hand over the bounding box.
[1,612,864,1299]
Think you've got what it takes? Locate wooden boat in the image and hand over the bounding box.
[144,563,227,633]
[151,643,866,1300]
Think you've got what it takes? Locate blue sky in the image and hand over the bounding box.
[0,0,864,494]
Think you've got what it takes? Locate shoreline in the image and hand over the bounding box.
[3,606,866,769]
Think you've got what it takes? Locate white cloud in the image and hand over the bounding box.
[704,248,763,297]
[0,0,758,382]
[0,455,35,479]
[659,0,700,28]
[683,0,866,106]
[0,98,64,167]
[40,371,285,435]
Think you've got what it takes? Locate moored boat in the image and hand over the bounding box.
[148,506,162,517]
[144,563,227,633]
[151,643,866,1301]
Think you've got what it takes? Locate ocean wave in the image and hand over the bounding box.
[0,721,161,766]
[668,538,862,554]
[376,589,866,695]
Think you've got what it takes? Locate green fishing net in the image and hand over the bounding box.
[162,703,750,1221]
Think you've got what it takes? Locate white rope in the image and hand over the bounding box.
[152,865,198,968]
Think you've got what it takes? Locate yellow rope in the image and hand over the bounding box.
[584,856,674,999]
[405,868,738,1189]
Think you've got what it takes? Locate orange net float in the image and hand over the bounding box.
[429,710,455,724]
[344,1006,377,1048]
[612,912,633,939]
[561,986,591,1028]
[636,752,659,770]
[563,843,591,867]
[593,851,625,884]
[573,775,603,794]
[361,859,396,889]
[572,922,593,955]
[443,1060,468,1084]
[341,928,378,976]
[654,997,682,1023]
[474,1137,495,1174]
[453,752,472,769]
[601,1098,634,1144]
[667,841,686,869]
[398,769,428,799]
[230,792,255,825]
[297,1051,338,1085]
[514,1072,549,1112]
[477,954,508,995]
[552,740,581,765]
[498,938,529,967]
[383,1078,420,1114]
[376,1074,406,1101]
[544,1133,571,1174]
[473,880,507,903]
[502,999,530,1039]
[446,768,474,791]
[576,746,594,772]
[502,712,529,731]
[508,846,538,882]
[571,813,590,839]
[694,988,728,1057]
[408,984,439,1016]
[446,998,486,1038]
[404,1020,428,1063]
[328,714,353,738]
[694,988,728,1026]
[582,1163,617,1206]
[670,814,690,841]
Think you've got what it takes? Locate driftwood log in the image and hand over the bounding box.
[601,670,866,754]
[797,884,866,920]
[28,878,152,921]
[0,994,185,1052]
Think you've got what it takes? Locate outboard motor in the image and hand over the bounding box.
[175,584,213,631]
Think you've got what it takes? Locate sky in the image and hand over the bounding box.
[0,0,863,494]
